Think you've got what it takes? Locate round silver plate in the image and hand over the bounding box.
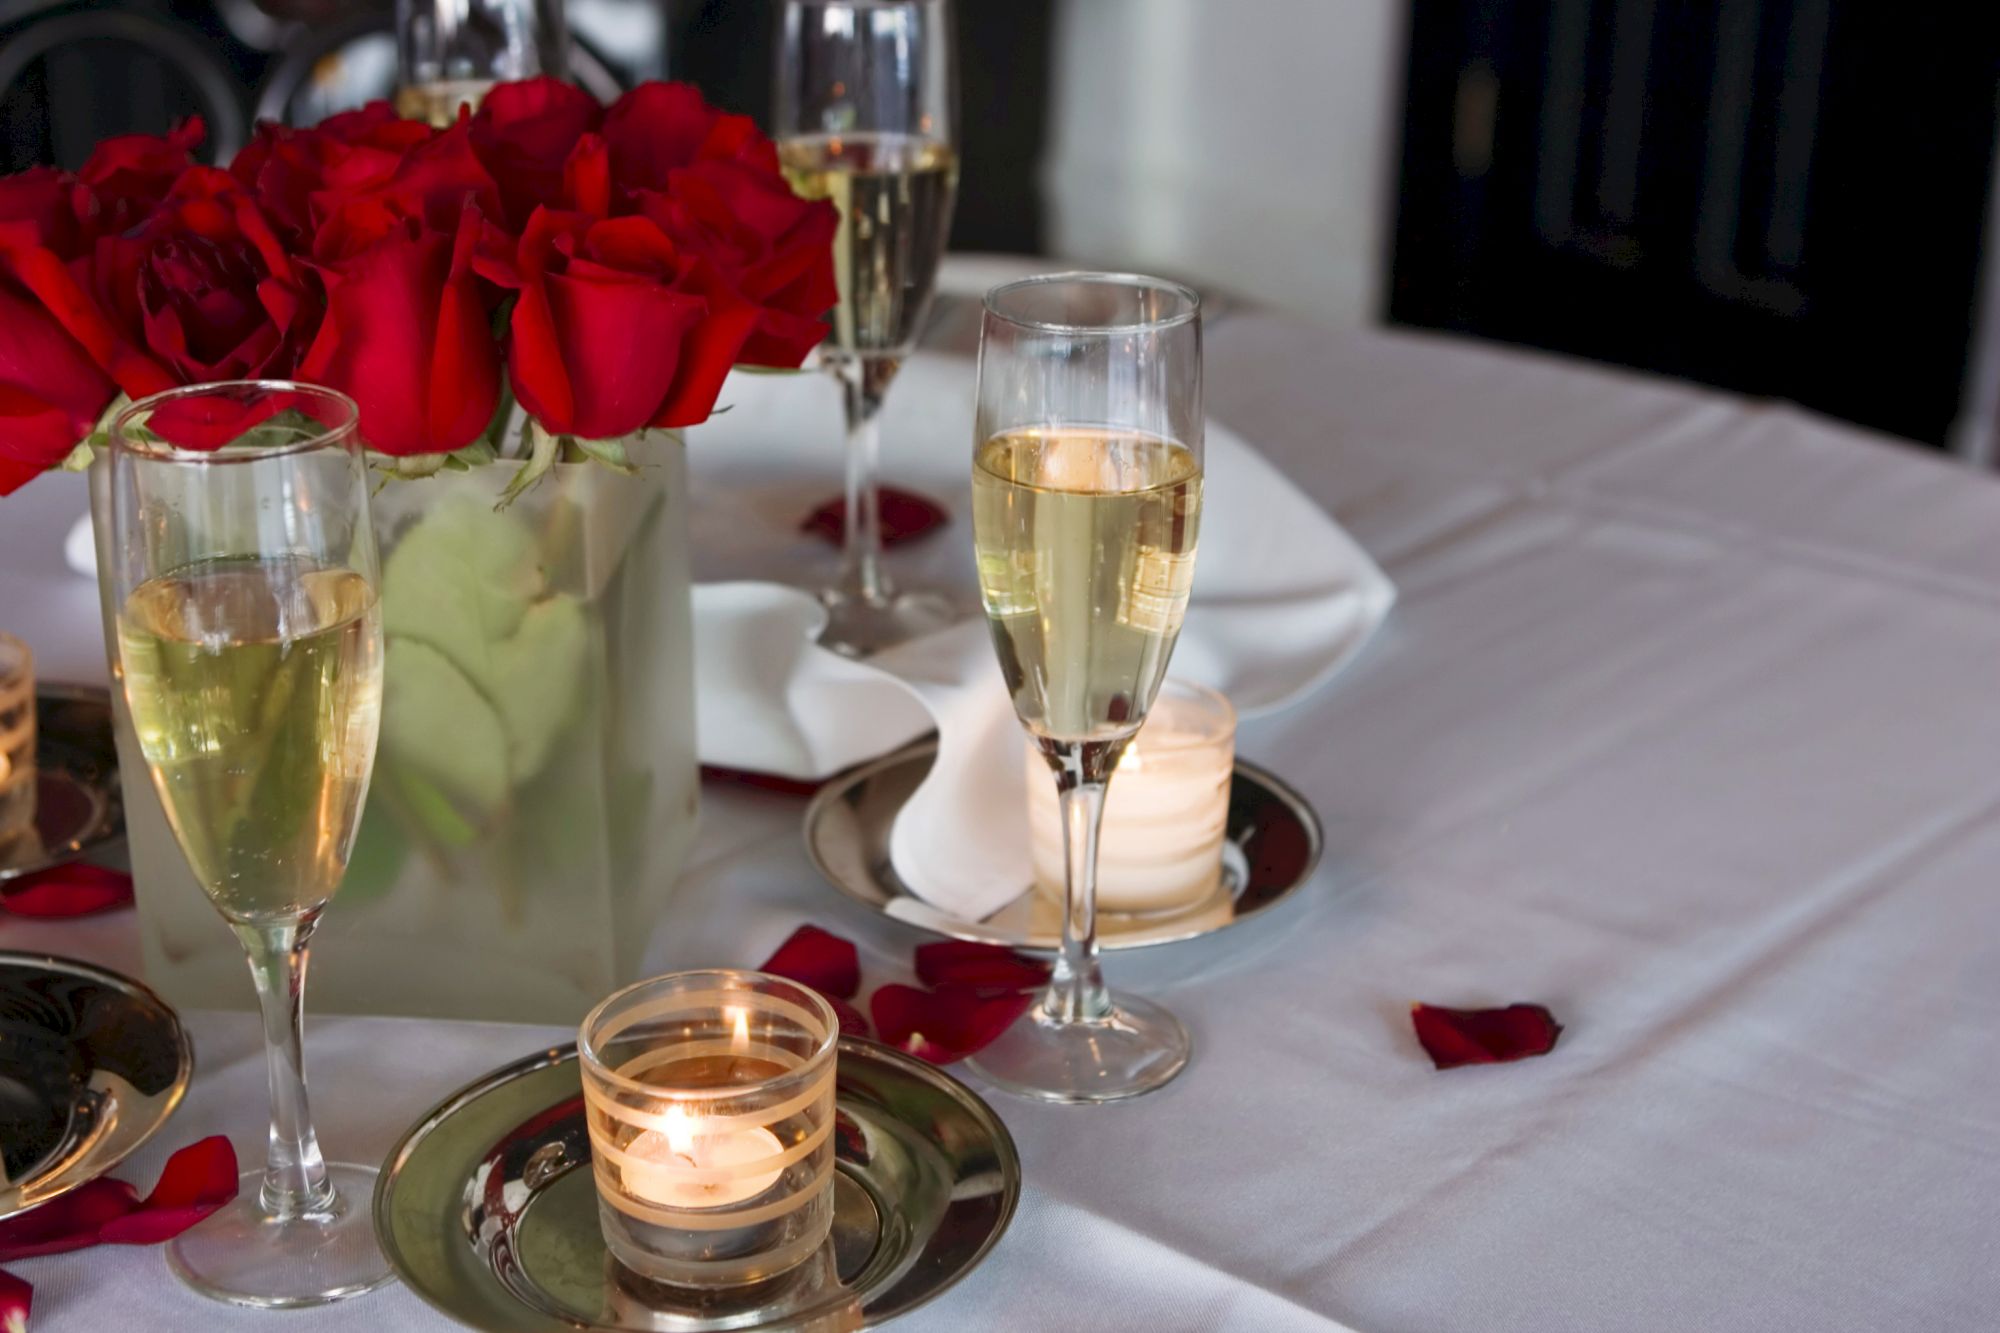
[0,952,194,1220]
[376,1037,1021,1332]
[804,741,1324,951]
[0,686,122,882]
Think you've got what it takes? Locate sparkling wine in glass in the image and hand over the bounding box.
[776,0,960,656]
[106,382,392,1307]
[970,274,1204,1103]
[393,0,570,126]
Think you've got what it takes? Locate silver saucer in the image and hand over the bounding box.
[804,741,1323,952]
[0,686,122,882]
[376,1037,1020,1332]
[0,952,194,1220]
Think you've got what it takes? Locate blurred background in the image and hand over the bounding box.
[6,0,1997,456]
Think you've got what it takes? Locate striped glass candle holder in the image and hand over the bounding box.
[0,634,33,849]
[579,970,840,1288]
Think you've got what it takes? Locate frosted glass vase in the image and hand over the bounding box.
[93,430,698,1024]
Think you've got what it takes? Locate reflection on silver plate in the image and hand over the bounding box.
[376,1037,1020,1332]
[0,686,123,882]
[804,741,1323,952]
[0,953,194,1221]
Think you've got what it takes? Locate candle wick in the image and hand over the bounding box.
[672,1151,698,1170]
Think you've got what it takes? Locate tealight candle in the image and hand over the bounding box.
[581,972,839,1289]
[620,1108,786,1209]
[1026,679,1235,914]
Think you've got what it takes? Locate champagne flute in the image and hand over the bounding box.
[106,382,391,1306]
[969,274,1203,1103]
[775,0,960,656]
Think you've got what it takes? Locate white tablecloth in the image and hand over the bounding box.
[4,298,1999,1331]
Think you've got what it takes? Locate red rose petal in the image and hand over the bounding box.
[1410,1003,1564,1070]
[699,765,821,798]
[827,995,869,1040]
[0,1268,29,1333]
[759,925,860,1001]
[0,864,133,918]
[0,1179,139,1261]
[913,941,1051,993]
[0,1137,238,1261]
[801,488,949,548]
[99,1135,238,1245]
[870,983,1034,1065]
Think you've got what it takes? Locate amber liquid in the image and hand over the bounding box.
[118,559,382,922]
[973,428,1203,742]
[778,133,959,357]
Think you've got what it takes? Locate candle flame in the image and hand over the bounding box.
[729,1006,751,1053]
[662,1103,699,1160]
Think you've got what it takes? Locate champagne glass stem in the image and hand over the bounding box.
[1043,738,1124,1024]
[232,917,334,1219]
[835,355,898,607]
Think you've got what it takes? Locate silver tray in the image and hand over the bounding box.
[0,686,122,882]
[0,952,194,1220]
[376,1037,1020,1331]
[805,740,1323,951]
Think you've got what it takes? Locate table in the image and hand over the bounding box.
[4,301,1998,1331]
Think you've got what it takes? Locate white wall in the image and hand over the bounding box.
[1040,0,1405,328]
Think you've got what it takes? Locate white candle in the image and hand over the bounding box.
[1026,679,1235,914]
[620,1104,785,1209]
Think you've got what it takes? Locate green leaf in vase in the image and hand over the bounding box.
[380,638,511,818]
[378,493,590,807]
[481,595,589,780]
[382,493,540,651]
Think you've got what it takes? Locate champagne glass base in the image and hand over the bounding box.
[167,1163,394,1308]
[966,991,1191,1104]
[817,585,958,657]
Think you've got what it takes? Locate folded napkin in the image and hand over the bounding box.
[691,354,1395,921]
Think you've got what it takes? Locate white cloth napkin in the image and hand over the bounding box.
[690,354,1395,921]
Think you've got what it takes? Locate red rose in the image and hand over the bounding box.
[315,102,436,153]
[0,166,84,259]
[309,121,503,262]
[636,162,835,367]
[73,118,204,240]
[300,200,502,456]
[0,283,114,495]
[470,77,603,229]
[0,213,174,406]
[600,82,774,198]
[561,133,612,218]
[479,206,758,439]
[233,106,437,247]
[89,167,319,386]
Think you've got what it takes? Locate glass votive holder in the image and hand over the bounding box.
[579,970,840,1290]
[1026,678,1237,914]
[0,634,33,848]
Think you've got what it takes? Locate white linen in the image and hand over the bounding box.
[5,308,2000,1331]
[688,356,1395,919]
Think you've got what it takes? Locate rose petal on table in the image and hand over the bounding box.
[0,1137,239,1260]
[828,995,870,1039]
[0,864,134,918]
[800,488,950,548]
[913,941,1051,993]
[1410,1002,1564,1070]
[0,1180,141,1261]
[699,765,822,798]
[0,1268,30,1333]
[870,983,1035,1065]
[99,1136,239,1244]
[759,925,862,1000]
